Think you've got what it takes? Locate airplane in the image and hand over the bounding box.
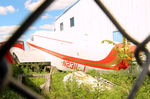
[25,33,136,72]
[10,0,150,72]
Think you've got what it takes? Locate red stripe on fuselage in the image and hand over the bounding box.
[27,42,119,70]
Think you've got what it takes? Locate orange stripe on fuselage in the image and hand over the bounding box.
[27,42,121,70]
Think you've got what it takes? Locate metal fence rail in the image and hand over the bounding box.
[0,0,149,99]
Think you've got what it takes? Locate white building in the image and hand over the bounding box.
[54,0,150,43]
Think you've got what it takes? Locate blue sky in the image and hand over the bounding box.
[0,0,77,48]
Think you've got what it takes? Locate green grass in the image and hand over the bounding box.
[1,88,26,99]
[1,64,150,99]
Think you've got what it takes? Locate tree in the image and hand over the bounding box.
[101,36,136,71]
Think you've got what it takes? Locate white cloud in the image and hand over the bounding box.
[0,25,19,42]
[41,13,52,19]
[0,34,14,42]
[1,34,12,40]
[48,0,77,10]
[0,5,16,15]
[24,0,45,11]
[29,26,37,30]
[0,25,19,35]
[0,25,36,42]
[0,34,26,42]
[39,24,54,30]
[24,0,77,11]
[0,25,37,35]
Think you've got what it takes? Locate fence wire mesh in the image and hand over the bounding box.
[0,0,149,99]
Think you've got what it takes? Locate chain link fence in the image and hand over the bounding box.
[0,0,149,99]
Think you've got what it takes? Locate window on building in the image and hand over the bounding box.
[113,31,123,42]
[60,22,63,31]
[70,17,74,27]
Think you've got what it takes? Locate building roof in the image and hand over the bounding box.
[55,0,80,21]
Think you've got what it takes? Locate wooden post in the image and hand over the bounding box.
[18,75,23,83]
[17,66,53,93]
[49,66,53,89]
